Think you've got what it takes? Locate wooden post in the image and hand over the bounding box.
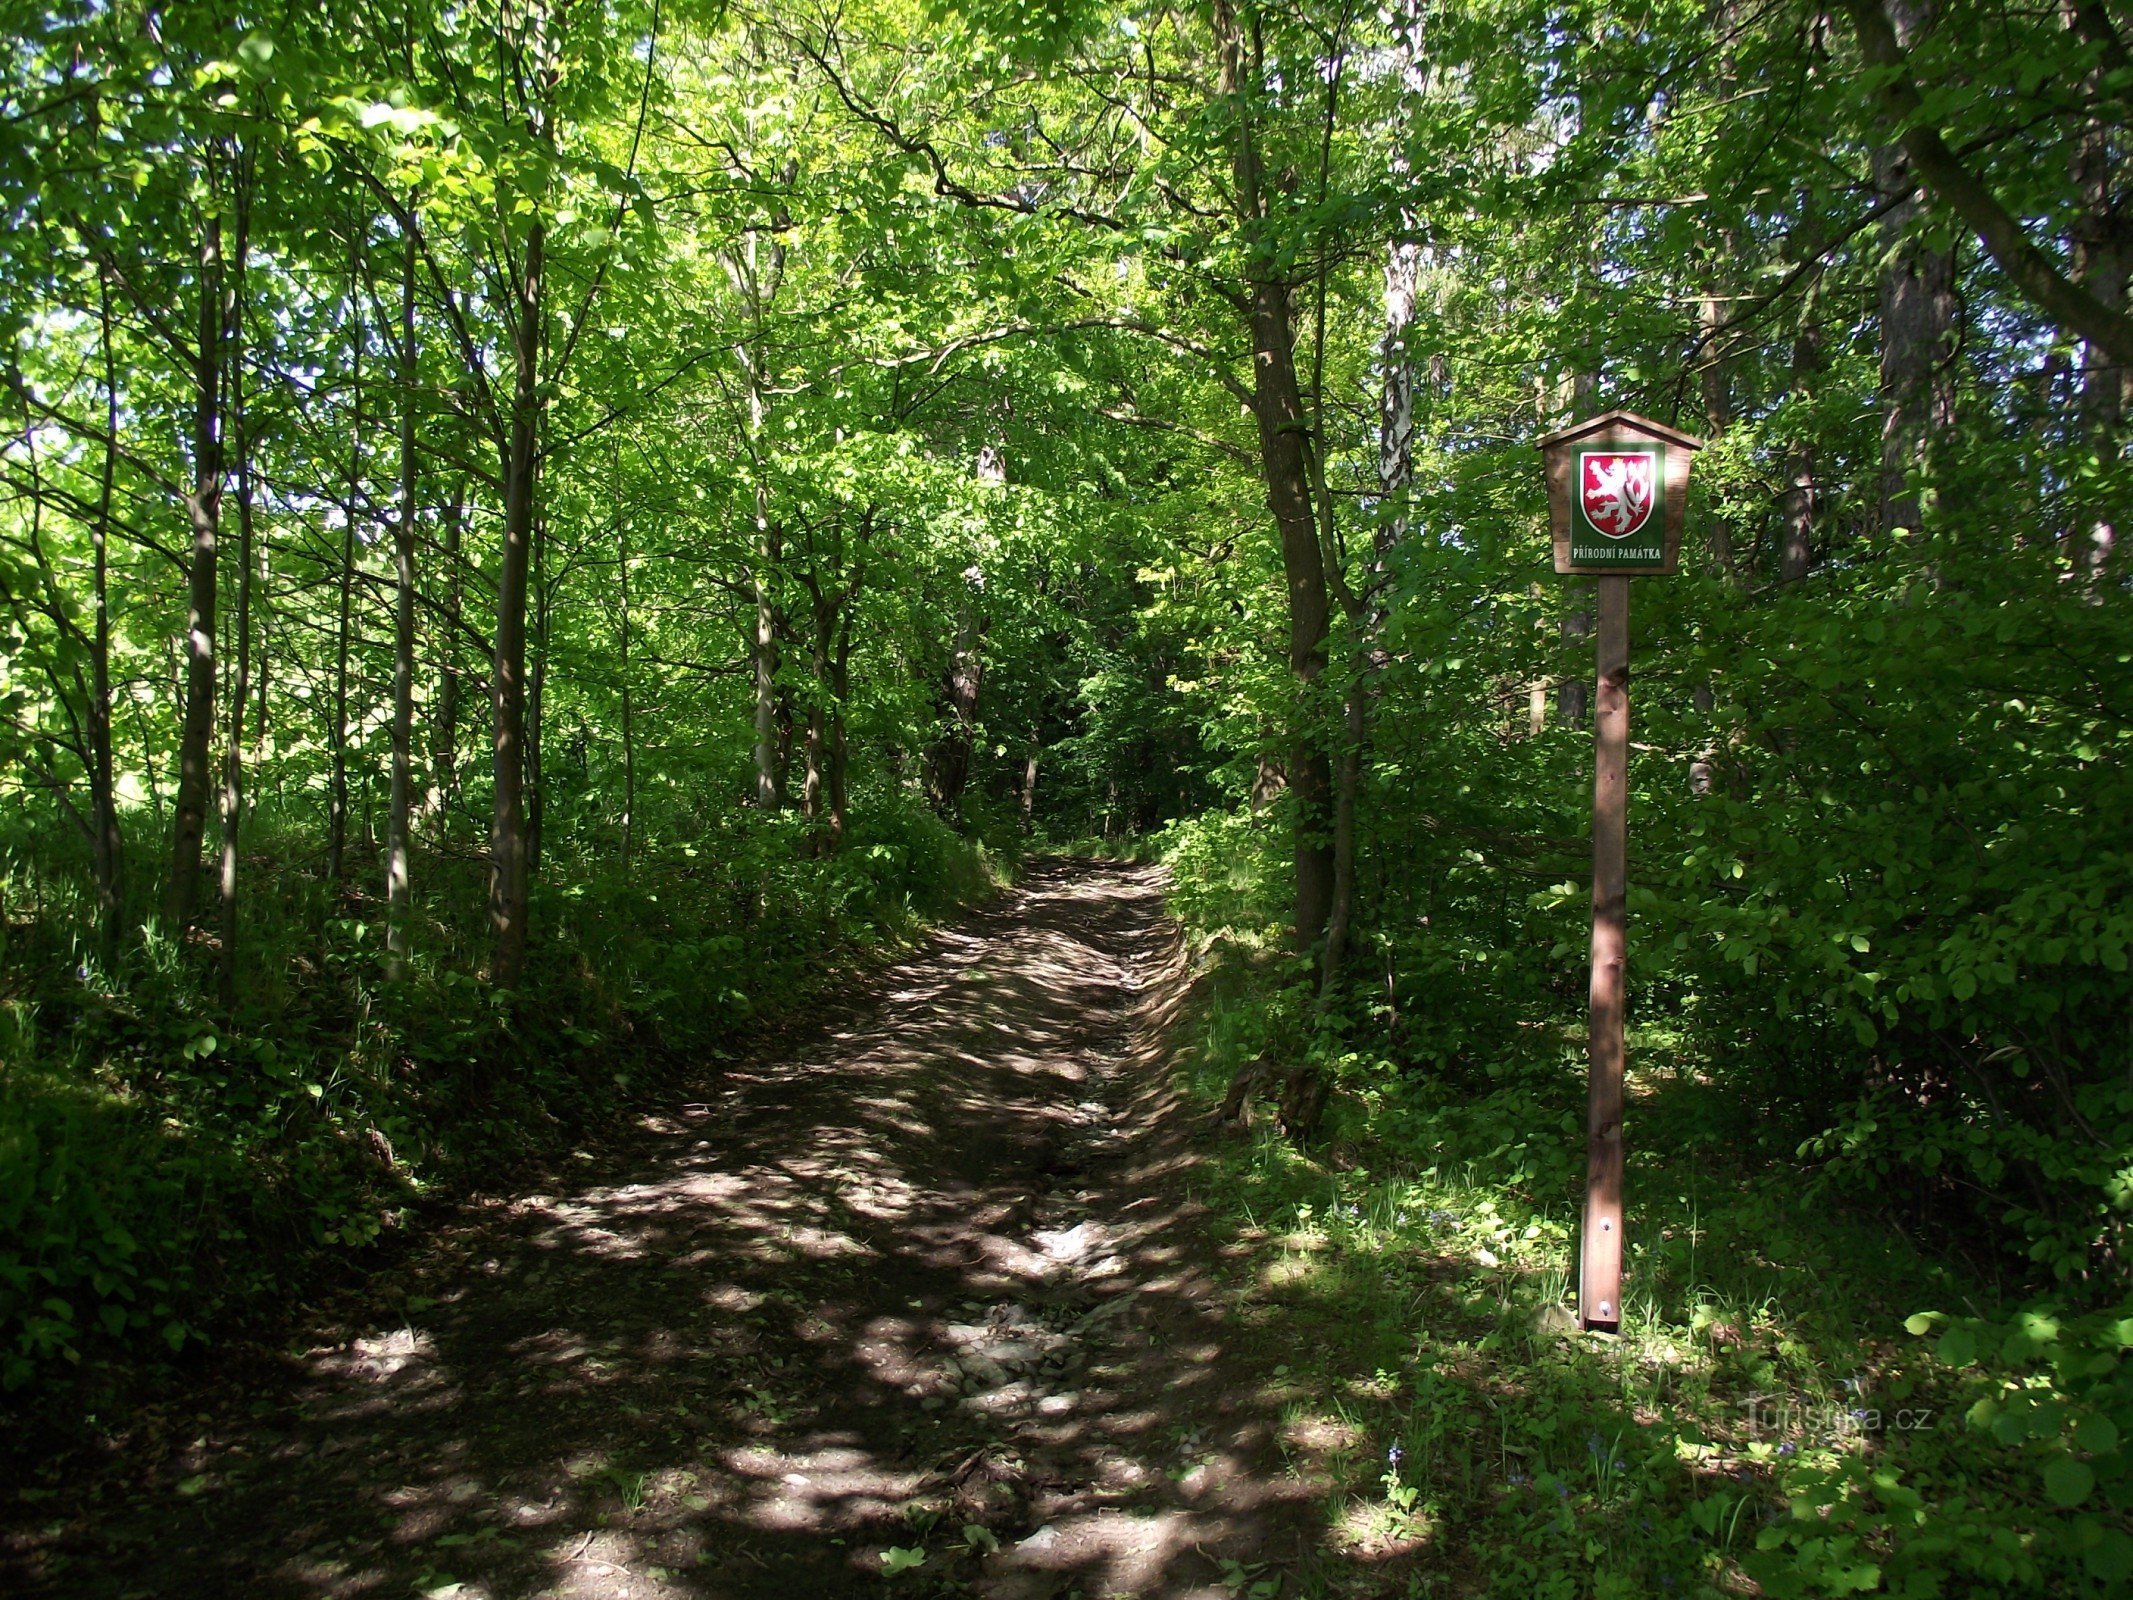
[1581,573,1629,1332]
[1538,409,1700,1333]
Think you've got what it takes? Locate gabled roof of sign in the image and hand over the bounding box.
[1534,407,1705,451]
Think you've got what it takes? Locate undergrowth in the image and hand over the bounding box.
[1164,811,2133,1600]
[0,797,1000,1429]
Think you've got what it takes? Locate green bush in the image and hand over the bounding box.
[1748,1303,2133,1598]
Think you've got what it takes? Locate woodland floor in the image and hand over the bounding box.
[2,860,1370,1600]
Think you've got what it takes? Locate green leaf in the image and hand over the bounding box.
[880,1546,926,1576]
[2074,1414,2120,1453]
[2086,1529,2133,1585]
[2043,1456,2094,1508]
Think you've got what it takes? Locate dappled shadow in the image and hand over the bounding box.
[6,860,1356,1599]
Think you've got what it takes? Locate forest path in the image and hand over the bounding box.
[10,860,1324,1600]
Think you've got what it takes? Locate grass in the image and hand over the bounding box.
[1174,971,2047,1598]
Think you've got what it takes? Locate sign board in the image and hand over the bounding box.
[1539,410,1702,576]
[1535,404,1702,1333]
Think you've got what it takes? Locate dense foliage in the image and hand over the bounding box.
[2,0,2128,1591]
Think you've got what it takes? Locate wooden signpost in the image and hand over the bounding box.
[1537,409,1702,1333]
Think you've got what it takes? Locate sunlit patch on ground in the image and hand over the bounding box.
[7,861,1349,1599]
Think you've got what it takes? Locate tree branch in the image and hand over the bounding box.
[1841,0,2133,366]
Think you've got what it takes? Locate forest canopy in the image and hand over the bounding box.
[2,0,2130,1593]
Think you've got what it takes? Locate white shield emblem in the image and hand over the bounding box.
[1580,451,1657,539]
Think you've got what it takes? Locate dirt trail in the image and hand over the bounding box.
[6,860,1323,1599]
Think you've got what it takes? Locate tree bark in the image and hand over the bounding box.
[1322,205,1424,999]
[1213,0,1335,956]
[802,670,825,837]
[1781,212,1826,584]
[1698,232,1741,579]
[930,606,986,820]
[167,202,225,931]
[526,501,549,875]
[328,292,359,888]
[754,522,781,808]
[90,271,125,962]
[828,601,855,850]
[616,470,636,865]
[1870,2,1956,536]
[217,170,254,1007]
[1559,609,1591,727]
[732,227,787,811]
[489,211,542,988]
[387,221,419,971]
[2070,12,2128,580]
[427,478,464,830]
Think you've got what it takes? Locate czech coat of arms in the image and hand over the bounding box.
[1579,451,1657,539]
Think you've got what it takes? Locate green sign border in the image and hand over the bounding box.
[1571,445,1667,569]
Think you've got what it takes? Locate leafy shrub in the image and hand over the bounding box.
[1748,1303,2133,1598]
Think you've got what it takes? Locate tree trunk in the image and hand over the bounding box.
[328,309,358,888]
[616,476,636,864]
[428,479,464,830]
[1559,609,1591,728]
[217,174,254,1007]
[1323,211,1424,999]
[387,222,419,971]
[1873,9,1958,538]
[90,271,125,963]
[732,227,788,811]
[252,534,271,758]
[489,213,543,988]
[167,204,224,932]
[802,673,825,839]
[754,537,780,808]
[930,607,986,819]
[1698,232,1740,578]
[2070,19,2128,580]
[526,502,549,875]
[1213,0,1334,957]
[1781,211,1826,584]
[1320,675,1366,998]
[828,611,853,851]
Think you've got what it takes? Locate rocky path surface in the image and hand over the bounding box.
[5,860,1323,1599]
